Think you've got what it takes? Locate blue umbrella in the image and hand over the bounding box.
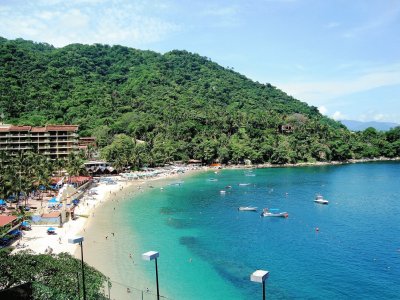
[21,221,30,226]
[9,229,21,236]
[47,227,56,232]
[48,197,58,203]
[0,199,6,205]
[39,185,46,191]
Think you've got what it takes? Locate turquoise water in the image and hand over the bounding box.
[119,162,400,299]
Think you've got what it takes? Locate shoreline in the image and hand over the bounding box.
[11,157,399,256]
[225,156,400,169]
[11,166,206,257]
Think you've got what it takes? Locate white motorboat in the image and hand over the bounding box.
[260,208,288,218]
[314,195,329,205]
[238,206,258,211]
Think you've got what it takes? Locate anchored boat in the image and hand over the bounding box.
[314,195,329,205]
[238,206,258,211]
[260,208,288,218]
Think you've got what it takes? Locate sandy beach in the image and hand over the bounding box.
[11,166,205,257]
[11,177,127,255]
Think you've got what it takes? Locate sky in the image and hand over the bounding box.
[0,0,399,123]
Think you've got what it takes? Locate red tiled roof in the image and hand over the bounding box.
[31,127,47,132]
[0,125,79,132]
[0,216,17,227]
[42,212,60,218]
[9,126,32,131]
[79,137,96,140]
[46,125,79,132]
[51,176,92,184]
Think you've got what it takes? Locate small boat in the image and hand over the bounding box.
[220,190,226,194]
[245,173,256,177]
[238,206,257,211]
[260,208,288,218]
[238,183,251,186]
[208,178,218,182]
[225,185,232,189]
[314,195,329,205]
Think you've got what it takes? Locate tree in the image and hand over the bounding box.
[0,251,107,299]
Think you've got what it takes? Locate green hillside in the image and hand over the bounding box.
[0,37,399,167]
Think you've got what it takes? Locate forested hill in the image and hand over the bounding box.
[1,37,399,166]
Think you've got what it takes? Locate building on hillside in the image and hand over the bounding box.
[79,137,98,159]
[78,137,97,149]
[0,124,79,159]
[0,215,21,238]
[83,161,117,175]
[278,124,294,134]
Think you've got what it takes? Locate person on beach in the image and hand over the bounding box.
[111,232,114,237]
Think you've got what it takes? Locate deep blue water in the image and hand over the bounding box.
[122,162,400,299]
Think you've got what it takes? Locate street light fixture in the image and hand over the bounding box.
[142,250,160,300]
[250,269,269,300]
[69,236,86,300]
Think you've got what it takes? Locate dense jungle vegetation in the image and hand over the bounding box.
[0,37,399,167]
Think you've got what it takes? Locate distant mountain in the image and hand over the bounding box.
[341,120,399,131]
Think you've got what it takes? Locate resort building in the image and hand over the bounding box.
[0,124,79,159]
[78,137,97,149]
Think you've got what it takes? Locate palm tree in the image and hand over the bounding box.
[65,152,87,182]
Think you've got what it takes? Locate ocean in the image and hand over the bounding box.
[84,162,400,299]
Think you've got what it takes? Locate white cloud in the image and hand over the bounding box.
[373,114,385,121]
[318,105,328,115]
[278,63,400,105]
[0,0,180,47]
[332,111,346,120]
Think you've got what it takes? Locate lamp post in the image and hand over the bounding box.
[69,236,86,300]
[142,250,160,300]
[250,270,269,300]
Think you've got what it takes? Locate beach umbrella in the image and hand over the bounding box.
[48,197,58,203]
[9,229,22,236]
[39,185,46,191]
[0,199,6,205]
[21,221,30,227]
[47,227,56,232]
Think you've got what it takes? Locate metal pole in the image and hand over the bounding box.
[155,258,160,300]
[262,281,265,300]
[108,279,111,300]
[80,241,87,300]
[76,272,80,299]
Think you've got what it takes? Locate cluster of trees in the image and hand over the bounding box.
[0,251,108,299]
[0,151,86,203]
[0,37,399,167]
